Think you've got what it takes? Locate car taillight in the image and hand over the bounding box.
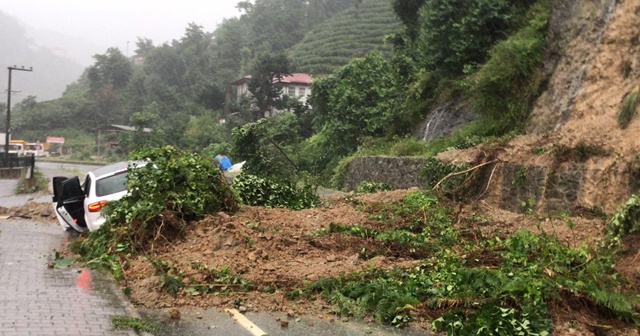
[88,200,108,213]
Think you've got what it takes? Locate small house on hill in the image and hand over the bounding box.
[226,73,313,116]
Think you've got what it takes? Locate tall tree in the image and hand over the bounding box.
[393,0,427,40]
[248,53,292,120]
[247,0,309,52]
[87,48,132,92]
[419,0,519,74]
[213,17,252,81]
[310,52,406,163]
[134,37,155,57]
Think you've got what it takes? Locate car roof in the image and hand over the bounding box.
[90,160,146,179]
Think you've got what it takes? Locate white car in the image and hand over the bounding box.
[52,161,145,232]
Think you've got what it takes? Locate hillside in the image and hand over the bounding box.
[437,0,640,213]
[0,10,84,102]
[288,0,401,75]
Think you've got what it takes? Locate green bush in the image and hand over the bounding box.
[232,116,301,181]
[14,170,49,194]
[470,0,549,134]
[604,194,640,247]
[618,85,639,129]
[389,137,429,156]
[308,228,637,332]
[420,158,470,191]
[355,181,391,194]
[232,173,320,210]
[330,155,356,190]
[419,0,535,74]
[75,146,238,260]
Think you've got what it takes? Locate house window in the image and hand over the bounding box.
[299,87,306,97]
[288,87,296,96]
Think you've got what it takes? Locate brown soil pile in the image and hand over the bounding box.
[0,201,58,223]
[108,190,639,335]
[125,190,420,313]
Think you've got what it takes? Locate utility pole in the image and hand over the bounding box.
[5,66,32,157]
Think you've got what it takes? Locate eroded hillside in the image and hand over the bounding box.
[439,0,640,213]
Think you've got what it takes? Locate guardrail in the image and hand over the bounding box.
[0,154,36,179]
[0,154,34,169]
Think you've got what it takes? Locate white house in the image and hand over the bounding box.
[227,73,313,105]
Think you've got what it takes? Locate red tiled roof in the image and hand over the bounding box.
[230,73,313,86]
[277,73,313,85]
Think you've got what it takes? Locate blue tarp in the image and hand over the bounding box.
[215,155,232,171]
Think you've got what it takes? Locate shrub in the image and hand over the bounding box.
[331,155,356,190]
[419,0,533,74]
[420,158,469,191]
[389,137,429,156]
[75,146,238,259]
[14,170,48,194]
[470,0,549,134]
[604,194,640,247]
[232,116,301,181]
[232,173,320,210]
[355,181,391,194]
[618,85,639,129]
[309,228,636,332]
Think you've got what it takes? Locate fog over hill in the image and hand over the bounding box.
[25,25,103,67]
[0,10,86,102]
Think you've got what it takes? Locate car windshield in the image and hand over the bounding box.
[95,171,128,197]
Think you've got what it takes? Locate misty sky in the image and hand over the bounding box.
[2,0,241,55]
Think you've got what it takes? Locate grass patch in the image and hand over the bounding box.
[14,170,49,194]
[552,141,610,162]
[111,316,161,333]
[618,85,639,129]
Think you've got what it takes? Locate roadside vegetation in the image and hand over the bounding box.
[111,316,161,334]
[14,170,49,194]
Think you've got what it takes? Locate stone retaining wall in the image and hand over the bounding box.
[342,156,431,191]
[0,168,23,179]
[343,156,633,213]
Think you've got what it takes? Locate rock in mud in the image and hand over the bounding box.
[169,307,181,319]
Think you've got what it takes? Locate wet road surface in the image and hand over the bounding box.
[139,307,431,336]
[0,161,100,207]
[0,218,136,336]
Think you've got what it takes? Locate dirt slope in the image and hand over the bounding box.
[438,0,640,213]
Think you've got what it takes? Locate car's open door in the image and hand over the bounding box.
[52,176,87,232]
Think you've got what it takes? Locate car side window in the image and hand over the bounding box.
[96,171,128,197]
[84,176,92,197]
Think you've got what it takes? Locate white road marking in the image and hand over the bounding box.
[226,308,268,336]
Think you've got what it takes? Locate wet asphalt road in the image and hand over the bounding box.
[0,160,434,336]
[0,161,101,207]
[139,307,432,336]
